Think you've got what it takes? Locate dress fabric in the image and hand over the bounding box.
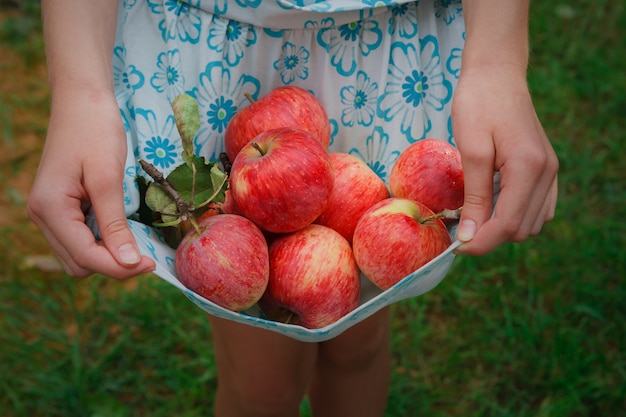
[115,0,465,216]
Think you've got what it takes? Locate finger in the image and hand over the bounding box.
[32,204,155,279]
[458,140,554,254]
[31,220,92,277]
[454,135,497,244]
[85,167,144,268]
[546,176,558,221]
[28,179,155,279]
[530,176,558,235]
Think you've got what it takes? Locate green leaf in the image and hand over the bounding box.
[166,156,227,209]
[135,175,155,226]
[144,183,180,223]
[210,164,229,199]
[172,93,200,167]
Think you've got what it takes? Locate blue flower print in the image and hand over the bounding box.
[329,118,339,148]
[304,16,335,31]
[144,135,177,169]
[192,62,260,160]
[124,164,140,210]
[136,108,180,171]
[274,42,310,84]
[207,95,238,133]
[113,45,145,109]
[150,50,185,103]
[446,47,462,79]
[435,0,463,25]
[389,3,418,39]
[318,18,383,76]
[208,17,257,67]
[446,114,456,145]
[147,0,202,43]
[235,0,262,8]
[340,70,378,127]
[349,126,400,183]
[208,0,227,15]
[446,31,465,79]
[377,37,452,142]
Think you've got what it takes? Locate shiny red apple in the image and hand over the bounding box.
[176,214,270,312]
[259,224,361,329]
[389,139,464,214]
[352,198,452,290]
[229,127,334,233]
[314,152,389,244]
[224,86,331,161]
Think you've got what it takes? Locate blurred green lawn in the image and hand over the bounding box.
[1,1,624,416]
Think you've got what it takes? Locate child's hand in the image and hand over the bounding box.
[27,88,155,278]
[451,64,559,255]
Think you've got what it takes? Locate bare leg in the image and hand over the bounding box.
[208,316,318,417]
[308,307,392,417]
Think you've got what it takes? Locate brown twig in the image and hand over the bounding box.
[138,159,193,221]
[419,207,463,224]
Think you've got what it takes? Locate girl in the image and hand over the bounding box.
[28,1,558,415]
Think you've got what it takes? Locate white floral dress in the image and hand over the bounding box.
[115,0,465,217]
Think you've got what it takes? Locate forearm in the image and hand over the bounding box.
[461,0,530,74]
[42,0,119,96]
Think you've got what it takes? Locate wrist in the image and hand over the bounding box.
[461,0,530,74]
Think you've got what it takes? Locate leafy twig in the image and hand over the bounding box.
[138,159,194,222]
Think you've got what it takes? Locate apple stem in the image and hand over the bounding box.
[419,206,463,224]
[139,159,194,222]
[244,92,255,104]
[250,142,266,156]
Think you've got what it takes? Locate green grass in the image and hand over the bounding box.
[1,1,625,416]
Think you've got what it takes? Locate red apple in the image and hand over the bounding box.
[176,214,269,312]
[229,127,335,233]
[389,139,464,214]
[259,224,361,329]
[352,198,452,290]
[314,152,389,244]
[224,86,331,161]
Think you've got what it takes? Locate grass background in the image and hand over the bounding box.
[1,1,624,416]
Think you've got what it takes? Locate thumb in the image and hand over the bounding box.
[88,176,142,267]
[455,141,496,244]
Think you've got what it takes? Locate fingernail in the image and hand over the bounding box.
[118,243,141,265]
[456,219,476,242]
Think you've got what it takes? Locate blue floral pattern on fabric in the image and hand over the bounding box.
[113,45,145,111]
[318,18,383,76]
[434,0,463,24]
[192,62,261,160]
[349,126,400,183]
[208,17,257,66]
[135,108,180,171]
[274,41,310,84]
[378,36,452,142]
[340,70,378,127]
[389,3,418,38]
[446,30,465,79]
[147,0,203,43]
[150,49,185,103]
